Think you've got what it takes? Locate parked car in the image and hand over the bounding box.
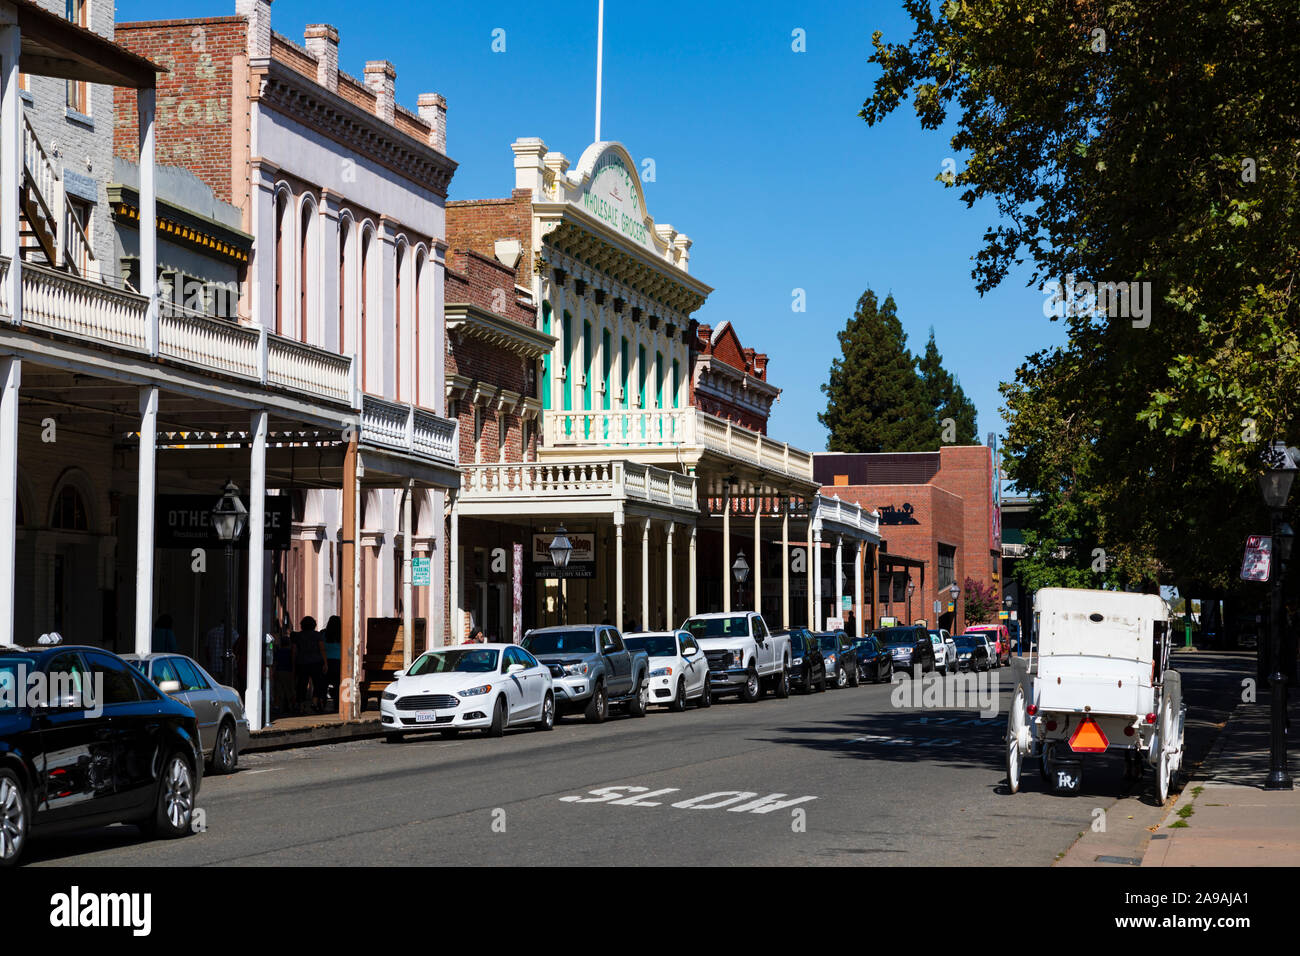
[0,643,203,866]
[927,629,959,675]
[682,612,791,702]
[815,631,859,688]
[381,644,554,740]
[783,629,827,693]
[952,633,991,672]
[521,625,649,722]
[624,631,711,711]
[124,652,249,774]
[852,635,893,683]
[965,624,1011,666]
[873,625,935,673]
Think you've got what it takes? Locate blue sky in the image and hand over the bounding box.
[120,0,1065,451]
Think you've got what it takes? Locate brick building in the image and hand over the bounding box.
[689,321,777,434]
[814,446,1002,633]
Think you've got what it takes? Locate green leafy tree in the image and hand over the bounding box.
[862,0,1299,590]
[917,328,978,447]
[820,289,938,452]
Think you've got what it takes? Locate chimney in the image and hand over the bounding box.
[364,60,396,123]
[236,0,272,59]
[303,24,339,92]
[511,138,547,194]
[417,93,447,152]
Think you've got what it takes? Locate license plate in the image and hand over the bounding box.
[415,710,439,723]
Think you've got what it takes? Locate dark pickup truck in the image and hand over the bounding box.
[521,625,650,722]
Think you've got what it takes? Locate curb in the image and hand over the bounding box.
[245,717,385,754]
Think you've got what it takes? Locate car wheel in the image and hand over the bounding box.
[485,697,507,737]
[835,665,848,689]
[849,663,861,688]
[670,677,688,712]
[628,677,649,718]
[698,675,713,707]
[584,681,608,723]
[774,664,790,699]
[141,752,195,840]
[740,666,761,703]
[210,719,238,774]
[817,667,827,693]
[538,693,555,731]
[384,732,405,744]
[0,769,29,868]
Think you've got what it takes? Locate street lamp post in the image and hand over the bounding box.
[732,551,750,611]
[950,581,960,631]
[211,480,248,688]
[906,580,915,625]
[1259,443,1295,791]
[548,526,573,626]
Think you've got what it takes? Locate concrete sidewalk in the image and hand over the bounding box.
[1142,692,1300,866]
[246,711,384,753]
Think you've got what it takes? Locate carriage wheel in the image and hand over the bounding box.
[1156,696,1176,803]
[1006,685,1027,793]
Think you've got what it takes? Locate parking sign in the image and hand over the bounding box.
[1241,535,1272,582]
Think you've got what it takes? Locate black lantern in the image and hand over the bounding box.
[732,551,750,610]
[1258,442,1297,511]
[548,526,573,569]
[211,480,247,687]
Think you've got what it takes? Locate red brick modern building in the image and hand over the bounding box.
[814,446,1002,633]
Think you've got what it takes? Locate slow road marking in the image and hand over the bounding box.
[559,785,817,813]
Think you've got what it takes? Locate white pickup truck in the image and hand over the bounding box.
[681,612,791,703]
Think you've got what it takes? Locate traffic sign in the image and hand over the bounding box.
[1241,535,1272,582]
[1069,717,1109,753]
[412,556,431,587]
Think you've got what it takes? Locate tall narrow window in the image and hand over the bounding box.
[601,329,612,411]
[561,311,572,413]
[637,344,647,408]
[360,229,371,390]
[299,203,312,342]
[395,244,404,400]
[582,320,593,412]
[672,358,680,408]
[540,302,553,410]
[338,219,349,353]
[655,351,664,408]
[274,192,286,335]
[66,0,88,113]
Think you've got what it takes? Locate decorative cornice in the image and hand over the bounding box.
[108,185,252,265]
[445,302,556,360]
[253,59,457,198]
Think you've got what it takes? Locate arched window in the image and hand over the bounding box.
[395,241,405,401]
[338,216,350,353]
[50,486,88,531]
[274,188,291,336]
[360,227,373,391]
[413,249,426,407]
[299,194,319,345]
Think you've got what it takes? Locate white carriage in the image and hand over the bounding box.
[1005,588,1186,800]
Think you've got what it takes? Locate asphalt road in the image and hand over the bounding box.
[28,651,1247,867]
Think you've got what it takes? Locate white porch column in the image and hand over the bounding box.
[614,513,624,632]
[1,20,21,324]
[665,521,674,630]
[449,491,461,643]
[402,480,413,666]
[137,87,158,353]
[134,387,159,655]
[641,517,650,629]
[722,488,731,613]
[835,535,844,626]
[854,541,864,638]
[812,526,823,632]
[688,524,697,617]
[0,358,17,646]
[245,409,267,731]
[753,490,762,616]
[781,495,790,629]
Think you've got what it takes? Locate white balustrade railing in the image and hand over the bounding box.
[461,459,697,511]
[813,494,880,538]
[266,335,353,405]
[22,112,60,234]
[0,258,9,317]
[22,261,148,350]
[160,307,260,378]
[361,394,458,467]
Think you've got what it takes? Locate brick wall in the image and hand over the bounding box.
[688,322,773,433]
[931,445,1000,595]
[114,18,247,205]
[445,192,534,288]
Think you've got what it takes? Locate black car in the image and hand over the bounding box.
[0,644,204,866]
[815,631,859,689]
[851,636,893,683]
[953,634,991,672]
[783,629,827,694]
[873,626,935,674]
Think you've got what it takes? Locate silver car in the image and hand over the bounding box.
[125,653,250,774]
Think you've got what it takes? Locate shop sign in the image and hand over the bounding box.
[155,494,291,549]
[532,532,597,579]
[577,148,651,249]
[877,503,920,526]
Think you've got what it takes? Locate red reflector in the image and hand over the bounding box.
[1046,719,1057,731]
[1027,704,1037,716]
[1144,712,1157,724]
[1069,717,1109,753]
[1123,725,1135,737]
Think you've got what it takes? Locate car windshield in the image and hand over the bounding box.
[625,635,678,658]
[817,635,838,652]
[873,628,918,645]
[928,632,942,644]
[0,656,38,711]
[789,634,808,652]
[522,631,596,655]
[955,636,980,649]
[408,649,500,675]
[853,639,876,651]
[684,616,749,639]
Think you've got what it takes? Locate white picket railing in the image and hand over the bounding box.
[460,459,698,512]
[21,260,148,350]
[23,110,99,278]
[361,395,458,467]
[813,494,880,539]
[160,307,261,378]
[266,336,353,405]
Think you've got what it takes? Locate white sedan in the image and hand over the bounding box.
[624,630,711,711]
[380,643,554,741]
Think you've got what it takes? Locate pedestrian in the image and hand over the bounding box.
[272,630,295,716]
[205,619,239,685]
[469,628,486,644]
[293,616,326,714]
[151,614,178,653]
[322,615,342,704]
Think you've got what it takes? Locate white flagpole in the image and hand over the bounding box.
[595,0,604,142]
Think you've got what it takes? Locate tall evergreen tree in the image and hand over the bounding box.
[820,290,938,452]
[917,328,978,447]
